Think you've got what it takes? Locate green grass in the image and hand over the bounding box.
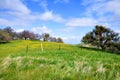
[0,40,120,80]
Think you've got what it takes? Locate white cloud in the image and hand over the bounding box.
[54,0,70,4]
[81,0,106,6]
[115,30,120,33]
[58,27,74,33]
[105,0,120,20]
[32,26,52,34]
[0,0,34,26]
[0,18,10,26]
[0,18,30,26]
[106,0,120,12]
[15,29,24,33]
[80,0,120,28]
[0,0,30,14]
[40,11,65,22]
[0,0,65,27]
[62,36,80,44]
[40,0,48,11]
[63,36,77,40]
[66,18,98,27]
[82,0,120,22]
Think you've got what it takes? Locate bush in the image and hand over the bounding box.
[0,30,12,43]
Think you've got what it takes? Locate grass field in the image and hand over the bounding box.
[0,40,120,80]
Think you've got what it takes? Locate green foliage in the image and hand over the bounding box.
[4,27,14,36]
[0,40,120,80]
[3,26,16,40]
[57,37,64,43]
[82,25,120,53]
[0,30,12,43]
[43,33,50,41]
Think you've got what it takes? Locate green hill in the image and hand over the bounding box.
[0,40,120,80]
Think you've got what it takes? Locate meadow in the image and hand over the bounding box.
[0,40,120,80]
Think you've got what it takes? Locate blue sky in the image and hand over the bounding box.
[0,0,120,44]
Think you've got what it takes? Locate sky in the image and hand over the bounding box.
[0,0,120,44]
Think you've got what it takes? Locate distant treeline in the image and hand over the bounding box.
[0,27,63,43]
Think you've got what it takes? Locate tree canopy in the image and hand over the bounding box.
[0,30,12,43]
[82,25,120,53]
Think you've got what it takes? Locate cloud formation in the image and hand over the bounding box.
[39,11,65,22]
[0,0,30,14]
[66,18,97,27]
[39,0,48,11]
[54,0,70,3]
[0,0,65,27]
[15,29,24,33]
[32,26,52,34]
[82,0,120,27]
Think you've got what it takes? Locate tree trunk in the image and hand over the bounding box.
[100,45,105,50]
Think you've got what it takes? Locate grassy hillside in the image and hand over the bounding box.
[0,40,120,80]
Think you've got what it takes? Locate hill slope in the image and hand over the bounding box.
[0,40,120,80]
